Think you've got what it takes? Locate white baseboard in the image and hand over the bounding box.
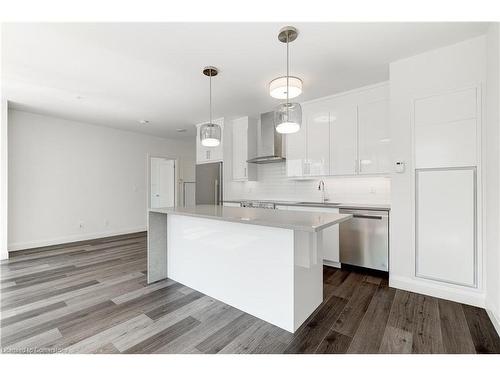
[323,260,341,268]
[7,227,146,252]
[390,275,486,308]
[486,307,500,337]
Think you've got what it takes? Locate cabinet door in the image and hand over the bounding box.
[305,103,330,176]
[232,118,247,180]
[286,117,307,177]
[414,88,477,168]
[416,168,476,287]
[329,99,357,175]
[196,128,206,163]
[286,206,340,263]
[357,99,391,174]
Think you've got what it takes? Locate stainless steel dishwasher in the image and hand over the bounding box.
[339,209,389,272]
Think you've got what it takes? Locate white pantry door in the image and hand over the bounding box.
[150,158,175,208]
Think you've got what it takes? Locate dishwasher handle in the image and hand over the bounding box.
[352,214,384,220]
[340,209,388,220]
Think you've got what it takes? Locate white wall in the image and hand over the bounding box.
[0,98,8,260]
[390,35,487,306]
[223,116,391,205]
[8,110,195,251]
[486,23,500,334]
[224,162,390,204]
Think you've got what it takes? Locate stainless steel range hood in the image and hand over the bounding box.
[247,111,286,164]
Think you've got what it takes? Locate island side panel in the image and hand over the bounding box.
[293,230,324,331]
[167,214,296,332]
[147,211,168,283]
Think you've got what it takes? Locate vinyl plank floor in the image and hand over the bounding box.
[346,283,396,353]
[1,232,498,354]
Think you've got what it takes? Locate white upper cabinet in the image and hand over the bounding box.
[286,116,307,178]
[232,117,257,181]
[329,97,358,175]
[196,118,224,164]
[304,102,330,176]
[357,98,391,174]
[285,82,390,178]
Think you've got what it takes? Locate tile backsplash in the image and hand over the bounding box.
[224,162,391,204]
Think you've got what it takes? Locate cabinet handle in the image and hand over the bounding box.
[355,159,361,174]
[244,167,247,177]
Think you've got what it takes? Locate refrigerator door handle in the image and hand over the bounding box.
[218,162,223,205]
[214,179,219,205]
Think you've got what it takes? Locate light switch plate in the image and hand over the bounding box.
[395,161,405,173]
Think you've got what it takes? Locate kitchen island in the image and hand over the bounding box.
[147,205,351,332]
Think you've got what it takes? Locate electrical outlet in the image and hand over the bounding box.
[104,219,109,227]
[79,221,85,229]
[369,187,376,194]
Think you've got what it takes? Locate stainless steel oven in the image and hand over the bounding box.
[339,209,389,272]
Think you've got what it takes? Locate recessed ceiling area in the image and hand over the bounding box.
[1,22,489,139]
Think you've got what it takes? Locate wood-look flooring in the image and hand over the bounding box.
[1,232,499,354]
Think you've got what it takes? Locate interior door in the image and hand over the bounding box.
[150,158,175,209]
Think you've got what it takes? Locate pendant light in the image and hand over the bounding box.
[273,26,302,134]
[269,76,302,99]
[200,66,221,147]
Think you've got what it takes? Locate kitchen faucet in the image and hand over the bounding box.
[317,180,328,203]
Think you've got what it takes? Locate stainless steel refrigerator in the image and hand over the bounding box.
[195,162,223,205]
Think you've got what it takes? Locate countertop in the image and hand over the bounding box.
[149,205,352,232]
[224,199,391,211]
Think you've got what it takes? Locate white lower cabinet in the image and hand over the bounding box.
[286,205,340,266]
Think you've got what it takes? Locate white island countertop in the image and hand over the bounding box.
[150,204,352,232]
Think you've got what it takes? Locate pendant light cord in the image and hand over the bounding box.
[286,32,290,119]
[209,71,212,126]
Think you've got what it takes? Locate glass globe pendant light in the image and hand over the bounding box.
[200,66,221,147]
[273,26,302,134]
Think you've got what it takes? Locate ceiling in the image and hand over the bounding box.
[1,22,489,139]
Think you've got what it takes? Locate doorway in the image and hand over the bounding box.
[149,157,175,209]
